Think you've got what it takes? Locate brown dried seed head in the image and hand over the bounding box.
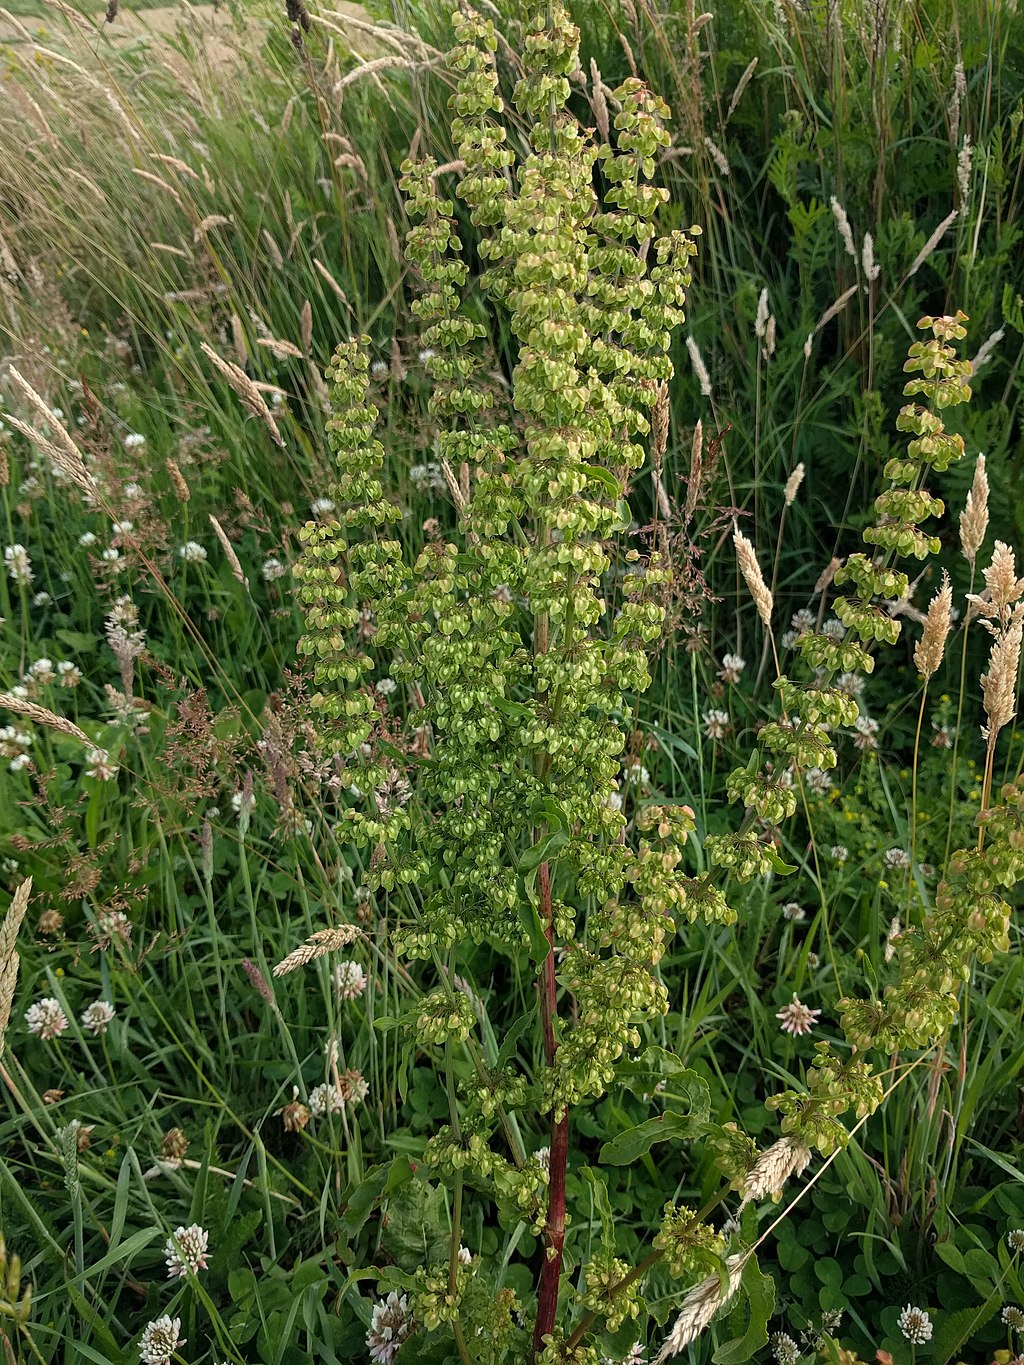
[733,528,773,629]
[5,367,94,495]
[656,1254,747,1361]
[783,463,805,508]
[209,515,249,588]
[959,453,989,566]
[590,59,610,144]
[0,878,30,1059]
[651,382,669,465]
[272,925,360,976]
[981,620,1023,741]
[0,695,91,745]
[739,1135,812,1207]
[914,570,953,679]
[683,421,703,526]
[166,458,190,502]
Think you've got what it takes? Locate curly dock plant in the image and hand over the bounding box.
[294,2,1024,1357]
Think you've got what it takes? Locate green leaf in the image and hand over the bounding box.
[929,1294,1000,1364]
[519,829,569,874]
[585,464,623,497]
[516,888,552,963]
[712,1256,775,1364]
[496,1011,533,1068]
[580,1167,616,1254]
[599,1106,708,1165]
[71,1226,159,1284]
[530,795,571,831]
[617,1048,709,1102]
[340,1163,395,1238]
[764,847,798,875]
[55,628,99,652]
[935,1241,965,1274]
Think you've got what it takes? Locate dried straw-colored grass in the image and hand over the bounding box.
[273,926,360,976]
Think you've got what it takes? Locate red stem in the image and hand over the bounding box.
[532,862,569,1360]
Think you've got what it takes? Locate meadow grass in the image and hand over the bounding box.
[0,0,1023,1361]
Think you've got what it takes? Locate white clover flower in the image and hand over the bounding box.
[0,727,31,759]
[821,617,845,641]
[536,1145,551,1171]
[838,672,865,698]
[804,767,831,795]
[334,960,367,1000]
[623,761,650,787]
[32,591,52,607]
[884,916,903,964]
[367,1291,414,1364]
[112,521,134,535]
[417,348,436,364]
[409,462,445,492]
[775,995,821,1037]
[81,1000,116,1035]
[703,709,730,740]
[883,848,910,870]
[340,1069,369,1105]
[100,547,120,563]
[370,360,389,378]
[79,532,98,548]
[262,557,287,581]
[25,997,69,1041]
[138,1314,185,1364]
[4,544,33,586]
[1009,1229,1024,1253]
[790,608,815,634]
[9,753,31,773]
[124,433,147,449]
[57,661,82,687]
[27,658,56,685]
[375,678,397,696]
[124,482,143,498]
[177,541,207,563]
[771,1333,801,1365]
[457,1245,472,1265]
[310,498,336,517]
[852,715,879,750]
[781,902,805,922]
[309,1082,346,1116]
[85,749,118,781]
[931,721,954,748]
[1001,1305,1024,1332]
[231,788,255,816]
[830,844,849,862]
[718,653,746,683]
[897,1305,932,1344]
[164,1223,210,1278]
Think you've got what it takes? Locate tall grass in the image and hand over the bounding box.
[0,0,1023,1361]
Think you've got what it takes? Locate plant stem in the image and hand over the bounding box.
[909,682,927,915]
[532,860,568,1360]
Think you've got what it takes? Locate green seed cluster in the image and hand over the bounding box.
[654,1208,727,1280]
[579,1251,641,1331]
[294,0,709,1248]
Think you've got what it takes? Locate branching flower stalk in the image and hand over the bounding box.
[293,0,1024,1348]
[296,5,702,1358]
